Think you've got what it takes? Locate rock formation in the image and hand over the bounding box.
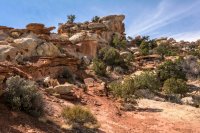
[58,15,125,58]
[0,15,126,81]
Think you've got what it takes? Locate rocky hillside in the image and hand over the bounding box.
[0,14,200,133]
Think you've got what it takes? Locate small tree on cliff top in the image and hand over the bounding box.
[92,16,100,22]
[67,15,76,23]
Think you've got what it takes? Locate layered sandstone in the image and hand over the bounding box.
[58,15,125,58]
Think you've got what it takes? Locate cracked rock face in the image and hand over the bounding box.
[58,15,125,58]
[0,37,62,62]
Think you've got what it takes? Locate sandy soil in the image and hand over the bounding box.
[81,86,200,133]
[0,86,199,133]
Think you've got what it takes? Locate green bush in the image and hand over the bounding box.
[139,41,149,55]
[111,35,126,49]
[109,77,135,99]
[57,67,74,83]
[109,72,159,99]
[157,60,186,82]
[62,106,98,128]
[5,76,44,116]
[67,15,76,23]
[139,39,157,55]
[92,58,106,76]
[155,43,169,59]
[155,42,179,58]
[98,47,122,66]
[91,16,100,22]
[133,72,160,91]
[121,52,135,65]
[134,36,149,47]
[163,78,188,95]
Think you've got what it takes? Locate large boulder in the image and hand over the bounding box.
[181,97,194,105]
[12,37,40,57]
[0,45,18,61]
[36,42,62,57]
[54,83,74,95]
[14,37,61,57]
[69,32,86,44]
[100,15,125,33]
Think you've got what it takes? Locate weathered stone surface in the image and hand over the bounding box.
[36,42,62,57]
[0,56,80,80]
[54,83,74,95]
[6,37,62,59]
[76,40,98,58]
[88,23,106,29]
[58,15,125,58]
[69,32,86,44]
[0,45,18,61]
[0,30,9,41]
[100,15,125,33]
[12,37,40,57]
[26,23,45,30]
[181,97,194,105]
[43,77,59,87]
[84,78,95,87]
[26,23,55,35]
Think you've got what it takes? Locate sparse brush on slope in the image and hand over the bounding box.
[156,60,186,83]
[4,76,44,117]
[163,78,188,95]
[92,58,107,76]
[109,72,160,100]
[62,105,99,131]
[98,46,123,66]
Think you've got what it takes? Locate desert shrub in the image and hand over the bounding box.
[189,49,200,58]
[98,47,123,66]
[163,78,188,95]
[109,77,135,99]
[109,80,123,98]
[134,36,149,47]
[62,106,98,129]
[133,72,160,91]
[57,67,74,83]
[92,58,106,76]
[121,52,135,65]
[67,15,76,23]
[139,41,149,55]
[156,60,186,83]
[155,43,170,59]
[139,39,157,55]
[111,35,126,49]
[5,76,44,116]
[109,72,159,99]
[91,16,100,22]
[181,56,200,79]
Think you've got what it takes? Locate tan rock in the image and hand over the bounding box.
[88,23,106,29]
[54,83,74,95]
[84,78,95,87]
[69,32,86,44]
[0,45,18,61]
[36,42,62,57]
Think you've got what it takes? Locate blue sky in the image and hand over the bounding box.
[0,0,200,41]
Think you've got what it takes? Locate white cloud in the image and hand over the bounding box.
[127,0,200,37]
[170,31,200,41]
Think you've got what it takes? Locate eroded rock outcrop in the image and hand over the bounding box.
[58,15,125,58]
[0,14,125,82]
